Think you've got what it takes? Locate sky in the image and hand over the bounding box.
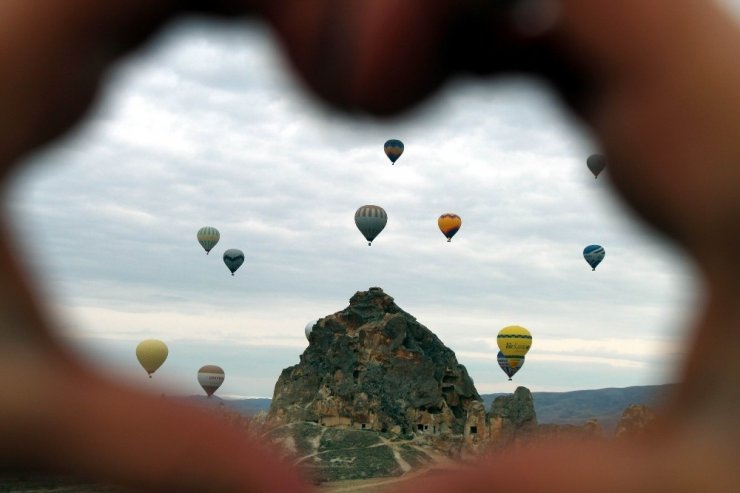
[7,7,738,399]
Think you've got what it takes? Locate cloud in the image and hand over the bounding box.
[458,336,684,368]
[5,17,699,395]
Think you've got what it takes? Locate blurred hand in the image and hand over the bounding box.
[2,1,740,492]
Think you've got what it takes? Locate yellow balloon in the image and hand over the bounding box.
[136,339,168,378]
[497,325,532,357]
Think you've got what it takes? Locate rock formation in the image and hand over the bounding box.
[269,287,483,436]
[489,386,538,446]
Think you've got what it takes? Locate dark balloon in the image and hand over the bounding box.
[583,244,606,270]
[384,139,404,165]
[223,248,245,275]
[587,154,607,179]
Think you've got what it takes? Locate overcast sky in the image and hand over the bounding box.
[7,6,738,398]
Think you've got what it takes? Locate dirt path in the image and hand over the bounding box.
[319,463,462,492]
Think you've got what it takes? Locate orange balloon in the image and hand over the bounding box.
[438,213,462,242]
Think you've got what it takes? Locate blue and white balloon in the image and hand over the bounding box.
[583,244,606,271]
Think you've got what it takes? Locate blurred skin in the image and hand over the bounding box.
[1,0,740,492]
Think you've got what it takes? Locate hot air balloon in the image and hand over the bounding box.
[223,248,244,275]
[583,244,605,270]
[587,154,606,179]
[497,325,532,358]
[135,339,168,378]
[384,139,404,165]
[305,320,318,341]
[355,205,387,245]
[438,213,462,242]
[196,226,220,254]
[197,365,225,398]
[497,351,525,381]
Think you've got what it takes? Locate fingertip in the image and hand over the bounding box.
[263,0,459,116]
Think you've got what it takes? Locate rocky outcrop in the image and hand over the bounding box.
[489,386,538,446]
[269,287,482,436]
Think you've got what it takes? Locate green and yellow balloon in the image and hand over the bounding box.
[197,226,220,254]
[355,205,387,245]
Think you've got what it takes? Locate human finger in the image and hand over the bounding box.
[3,358,313,493]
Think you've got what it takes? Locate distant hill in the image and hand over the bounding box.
[482,384,677,432]
[222,397,272,416]
[182,395,272,416]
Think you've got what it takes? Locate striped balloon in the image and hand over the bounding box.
[438,213,462,242]
[384,139,404,165]
[197,365,225,397]
[196,226,220,254]
[223,248,245,276]
[497,351,525,381]
[355,205,387,245]
[583,244,606,270]
[497,325,532,358]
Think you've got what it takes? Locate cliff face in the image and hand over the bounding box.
[489,386,538,446]
[268,287,482,435]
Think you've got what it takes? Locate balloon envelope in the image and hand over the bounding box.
[384,139,404,164]
[355,205,387,245]
[497,351,525,380]
[136,339,168,377]
[438,213,462,242]
[587,154,606,178]
[196,226,220,254]
[197,365,225,397]
[223,248,245,275]
[305,320,318,340]
[583,244,606,270]
[497,325,532,358]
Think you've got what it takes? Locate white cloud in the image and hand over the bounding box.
[5,17,699,396]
